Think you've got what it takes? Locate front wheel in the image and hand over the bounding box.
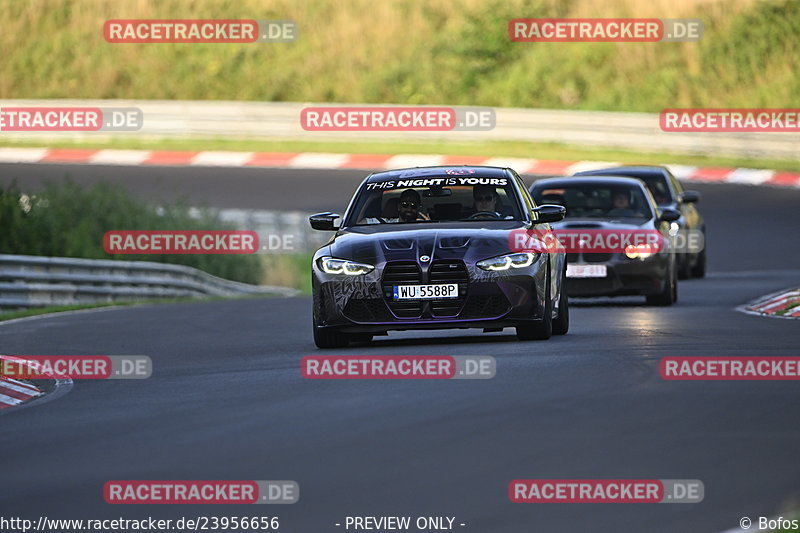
[517,266,553,340]
[313,324,351,349]
[646,257,677,306]
[691,247,707,278]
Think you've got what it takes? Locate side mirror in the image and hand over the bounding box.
[309,212,341,231]
[680,190,700,203]
[659,208,681,222]
[532,204,566,224]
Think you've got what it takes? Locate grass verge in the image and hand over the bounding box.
[2,0,797,113]
[261,253,313,294]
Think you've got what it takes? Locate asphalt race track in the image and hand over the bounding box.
[1,165,799,532]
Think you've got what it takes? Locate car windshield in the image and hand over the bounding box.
[636,175,673,206]
[532,184,653,220]
[346,176,523,226]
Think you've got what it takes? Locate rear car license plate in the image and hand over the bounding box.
[566,264,608,278]
[393,284,458,300]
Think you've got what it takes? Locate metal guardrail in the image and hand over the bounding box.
[1,99,797,160]
[0,254,297,311]
[212,208,329,253]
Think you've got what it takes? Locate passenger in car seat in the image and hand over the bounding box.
[382,197,400,219]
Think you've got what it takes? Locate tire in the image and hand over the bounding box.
[678,255,691,280]
[552,266,569,335]
[646,257,677,306]
[690,247,706,278]
[517,265,553,340]
[313,326,350,349]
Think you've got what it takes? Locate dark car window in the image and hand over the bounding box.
[577,169,676,206]
[632,175,672,206]
[531,184,654,220]
[668,171,684,194]
[345,176,524,226]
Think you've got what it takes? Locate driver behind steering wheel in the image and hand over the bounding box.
[360,189,430,224]
[473,184,497,213]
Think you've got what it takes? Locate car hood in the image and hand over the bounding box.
[324,221,528,264]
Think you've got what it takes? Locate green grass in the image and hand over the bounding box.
[776,301,799,316]
[260,253,313,294]
[1,0,797,112]
[2,137,800,173]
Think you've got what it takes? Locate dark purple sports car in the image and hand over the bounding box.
[309,166,568,348]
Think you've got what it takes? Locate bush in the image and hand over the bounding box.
[1,0,797,111]
[0,180,263,284]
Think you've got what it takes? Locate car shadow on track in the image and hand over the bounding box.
[345,330,577,348]
[570,297,651,307]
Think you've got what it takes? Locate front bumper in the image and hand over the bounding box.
[565,253,669,297]
[312,258,548,332]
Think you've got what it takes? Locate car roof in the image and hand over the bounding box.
[573,165,669,178]
[365,165,510,182]
[530,176,649,189]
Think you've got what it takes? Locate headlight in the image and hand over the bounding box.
[477,252,538,271]
[624,244,657,260]
[318,257,375,275]
[669,222,680,237]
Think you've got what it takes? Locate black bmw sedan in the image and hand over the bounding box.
[530,176,681,306]
[309,166,568,348]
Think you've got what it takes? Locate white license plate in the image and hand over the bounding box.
[393,284,459,300]
[566,264,608,278]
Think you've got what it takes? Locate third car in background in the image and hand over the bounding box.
[572,165,706,278]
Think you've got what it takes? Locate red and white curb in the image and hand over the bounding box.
[0,355,72,411]
[0,354,44,409]
[737,288,800,319]
[0,147,798,188]
[0,376,43,408]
